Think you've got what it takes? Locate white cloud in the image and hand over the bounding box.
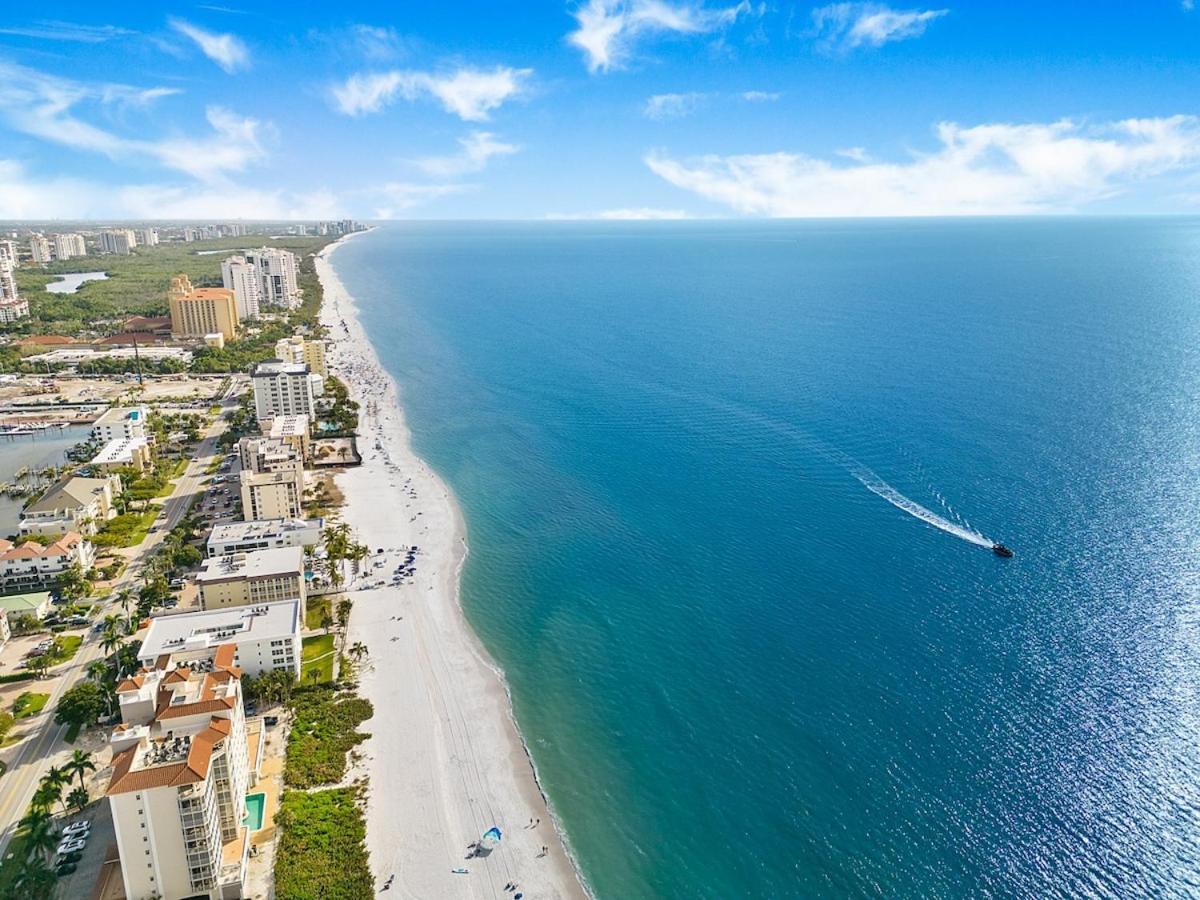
[329,66,531,121]
[169,18,250,73]
[810,3,947,51]
[837,146,870,162]
[413,131,519,177]
[0,21,134,42]
[0,159,340,220]
[741,90,780,102]
[645,116,1200,216]
[546,207,693,220]
[568,0,758,72]
[350,24,406,61]
[0,62,264,182]
[372,182,468,218]
[644,92,707,119]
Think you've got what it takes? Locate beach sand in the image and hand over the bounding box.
[317,235,590,900]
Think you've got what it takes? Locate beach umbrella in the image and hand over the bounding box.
[479,827,502,853]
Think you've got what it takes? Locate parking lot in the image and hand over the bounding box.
[52,792,117,898]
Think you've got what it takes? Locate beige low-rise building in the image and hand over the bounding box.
[0,533,93,591]
[274,335,327,377]
[108,643,261,899]
[19,474,121,536]
[196,546,306,611]
[239,468,304,522]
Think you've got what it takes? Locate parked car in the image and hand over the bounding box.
[56,838,86,855]
[264,715,279,727]
[55,862,77,876]
[62,820,90,838]
[57,850,82,864]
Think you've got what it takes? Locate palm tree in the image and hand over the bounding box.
[15,854,57,899]
[17,808,58,862]
[67,786,90,815]
[86,659,109,683]
[349,641,369,663]
[66,749,96,791]
[100,628,122,656]
[30,782,60,817]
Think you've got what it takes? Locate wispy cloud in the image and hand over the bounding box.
[810,3,947,52]
[568,0,760,73]
[548,207,693,220]
[329,66,531,121]
[372,182,468,218]
[350,25,406,61]
[644,92,708,119]
[0,61,264,181]
[643,89,779,119]
[0,159,339,219]
[169,18,250,72]
[646,116,1200,216]
[413,131,519,177]
[0,21,134,42]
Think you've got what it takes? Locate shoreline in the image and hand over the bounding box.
[315,232,591,899]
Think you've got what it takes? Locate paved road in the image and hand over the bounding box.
[0,385,243,860]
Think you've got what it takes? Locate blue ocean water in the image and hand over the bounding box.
[333,220,1200,899]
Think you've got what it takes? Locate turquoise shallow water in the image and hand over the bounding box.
[334,220,1200,899]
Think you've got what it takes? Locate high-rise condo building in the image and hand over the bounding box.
[52,233,87,260]
[250,360,324,422]
[140,228,159,247]
[107,643,262,899]
[0,298,30,322]
[0,241,18,301]
[99,229,137,255]
[220,256,262,320]
[29,234,52,263]
[244,248,301,310]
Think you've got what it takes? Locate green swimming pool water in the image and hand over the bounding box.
[243,793,265,831]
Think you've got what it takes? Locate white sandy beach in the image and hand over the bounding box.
[316,235,590,900]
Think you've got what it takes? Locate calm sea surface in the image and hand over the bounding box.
[333,220,1200,899]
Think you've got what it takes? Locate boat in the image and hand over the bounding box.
[992,542,1014,558]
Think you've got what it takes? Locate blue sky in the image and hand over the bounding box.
[2,2,1200,219]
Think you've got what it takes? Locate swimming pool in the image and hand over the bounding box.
[244,793,265,831]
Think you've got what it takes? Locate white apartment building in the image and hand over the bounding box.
[220,256,262,320]
[140,228,159,247]
[91,436,154,473]
[244,247,300,310]
[0,241,17,301]
[0,298,30,323]
[92,405,150,443]
[251,360,323,422]
[29,234,51,263]
[266,414,311,462]
[197,546,306,611]
[207,517,323,558]
[0,533,94,591]
[138,600,302,677]
[273,335,327,377]
[239,469,304,522]
[99,229,137,255]
[52,233,87,260]
[108,644,261,899]
[238,435,301,475]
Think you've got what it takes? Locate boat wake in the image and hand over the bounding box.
[849,464,993,549]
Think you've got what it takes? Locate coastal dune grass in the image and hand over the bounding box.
[284,686,373,789]
[274,787,373,900]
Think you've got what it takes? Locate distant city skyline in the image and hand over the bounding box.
[1,2,1200,219]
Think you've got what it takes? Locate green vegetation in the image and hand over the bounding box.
[274,787,373,900]
[11,693,49,719]
[301,634,336,684]
[316,375,359,436]
[53,681,105,730]
[35,635,82,669]
[10,235,333,336]
[305,595,331,630]
[63,721,81,744]
[284,686,372,789]
[91,509,157,548]
[0,671,35,685]
[191,319,292,373]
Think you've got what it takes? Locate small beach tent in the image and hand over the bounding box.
[479,827,502,853]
